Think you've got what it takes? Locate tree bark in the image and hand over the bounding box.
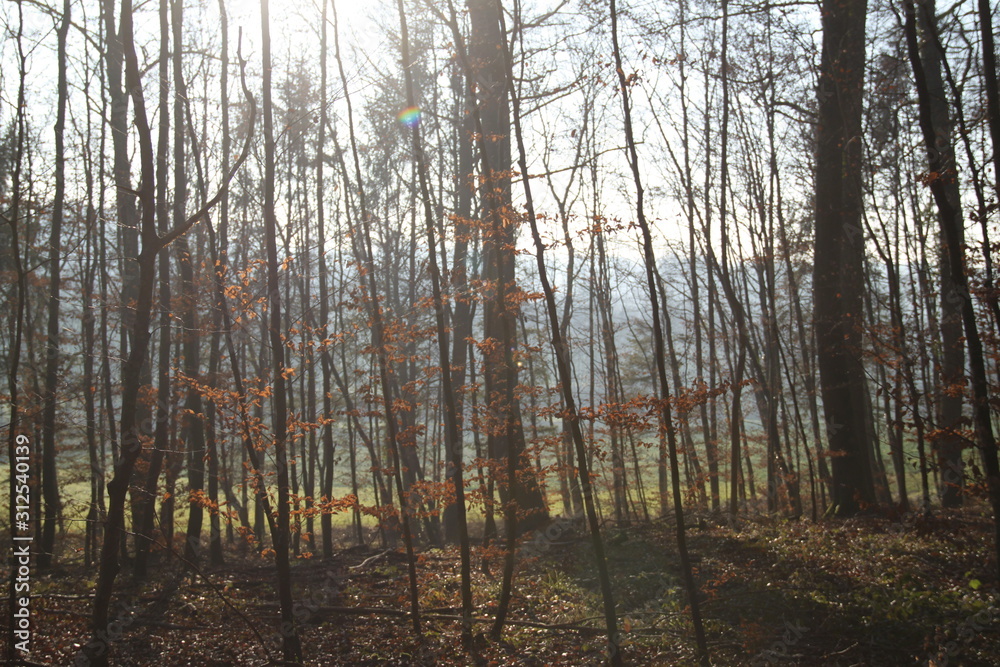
[260,0,303,659]
[85,2,159,659]
[38,0,71,570]
[170,0,207,565]
[396,0,474,643]
[6,6,29,658]
[914,0,966,508]
[133,0,173,579]
[467,0,549,535]
[813,0,877,516]
[904,0,1000,580]
[84,10,256,658]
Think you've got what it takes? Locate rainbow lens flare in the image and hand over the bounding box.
[397,106,421,128]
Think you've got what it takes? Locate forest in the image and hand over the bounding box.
[2,0,1000,663]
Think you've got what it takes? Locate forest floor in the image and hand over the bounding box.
[9,503,1000,666]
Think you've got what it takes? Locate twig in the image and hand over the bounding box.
[348,549,393,570]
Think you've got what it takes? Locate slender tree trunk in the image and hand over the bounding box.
[913,0,966,507]
[84,10,255,658]
[434,0,550,636]
[83,76,102,566]
[101,0,139,357]
[396,0,474,643]
[207,0,231,567]
[610,1,708,661]
[331,0,421,633]
[678,0,717,512]
[729,343,748,518]
[443,45,479,543]
[260,0,303,659]
[167,0,207,564]
[316,0,339,561]
[86,2,159,659]
[96,22,114,549]
[778,210,831,507]
[133,0,173,578]
[38,0,71,570]
[494,3,621,658]
[976,0,1000,207]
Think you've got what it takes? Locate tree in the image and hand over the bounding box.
[496,1,621,659]
[903,0,1000,580]
[331,0,422,632]
[133,0,174,580]
[610,0,708,661]
[813,0,877,516]
[396,0,473,644]
[467,0,549,537]
[260,0,303,659]
[83,1,255,657]
[38,0,70,570]
[912,0,967,508]
[172,0,208,565]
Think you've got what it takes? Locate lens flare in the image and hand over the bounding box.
[397,106,421,128]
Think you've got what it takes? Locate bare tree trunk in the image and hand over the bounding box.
[260,0,303,659]
[331,0,421,633]
[595,238,627,523]
[96,19,114,552]
[610,1,708,661]
[396,0,474,643]
[913,0,966,507]
[316,0,338,560]
[492,3,621,658]
[85,3,159,659]
[207,0,231,567]
[904,0,1000,579]
[863,195,914,512]
[442,44,480,543]
[814,0,877,516]
[678,0,718,512]
[84,10,255,656]
[466,0,549,535]
[777,210,830,509]
[100,0,139,360]
[431,0,550,636]
[168,0,206,565]
[38,0,71,570]
[976,0,1000,207]
[82,67,103,566]
[133,0,173,578]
